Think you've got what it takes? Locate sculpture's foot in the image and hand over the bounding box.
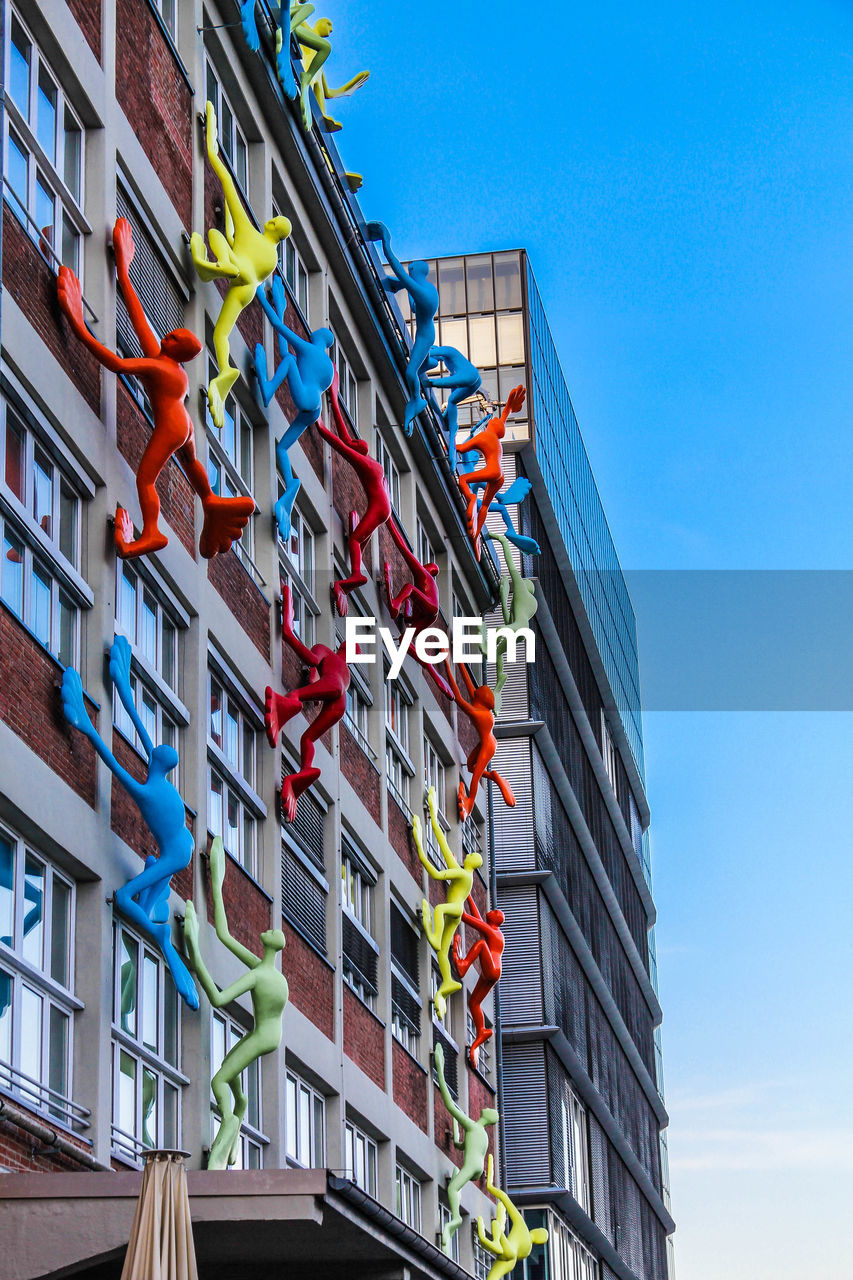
[208,371,239,431]
[490,772,516,808]
[265,687,301,748]
[167,953,200,1011]
[114,506,168,560]
[505,532,541,556]
[322,113,343,133]
[253,342,272,406]
[274,478,302,543]
[458,782,472,821]
[333,580,350,617]
[433,989,447,1021]
[240,0,260,50]
[208,1114,240,1171]
[403,397,427,435]
[282,770,320,824]
[345,172,363,193]
[277,49,296,93]
[199,495,255,559]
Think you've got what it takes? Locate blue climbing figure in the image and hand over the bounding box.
[239,0,260,50]
[479,476,541,557]
[366,220,438,434]
[60,636,198,1009]
[254,275,334,541]
[423,345,482,471]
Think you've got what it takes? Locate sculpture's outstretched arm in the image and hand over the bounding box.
[204,103,251,240]
[327,381,355,444]
[112,219,161,358]
[434,1044,468,1129]
[427,786,458,869]
[61,666,143,798]
[323,69,370,98]
[411,814,454,881]
[184,902,257,1008]
[109,636,155,761]
[458,662,477,700]
[57,268,137,375]
[208,837,260,970]
[289,1,315,29]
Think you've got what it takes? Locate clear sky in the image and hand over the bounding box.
[323,1,853,1274]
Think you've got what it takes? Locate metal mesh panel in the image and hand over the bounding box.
[342,914,378,996]
[390,902,419,986]
[502,1041,549,1187]
[492,736,534,871]
[497,883,543,1024]
[589,1114,668,1280]
[282,844,326,953]
[290,785,325,870]
[115,185,185,356]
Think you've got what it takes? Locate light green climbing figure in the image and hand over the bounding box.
[412,786,482,1021]
[278,3,370,134]
[482,529,538,718]
[476,1155,549,1280]
[183,837,288,1170]
[434,1042,499,1255]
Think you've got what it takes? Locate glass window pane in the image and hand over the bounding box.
[469,315,497,368]
[119,566,137,638]
[9,20,31,119]
[163,972,178,1067]
[48,1004,68,1104]
[57,589,75,668]
[221,99,234,163]
[0,965,12,1066]
[163,1082,178,1146]
[119,931,138,1035]
[59,481,76,562]
[286,239,295,288]
[142,954,158,1052]
[50,875,71,987]
[312,1094,324,1165]
[465,255,494,312]
[6,133,29,226]
[298,1085,310,1165]
[161,617,176,689]
[209,680,223,745]
[61,212,79,273]
[0,837,14,946]
[35,175,55,248]
[36,67,58,164]
[286,1076,297,1160]
[225,705,239,768]
[438,317,467,358]
[63,112,81,201]
[31,563,51,648]
[142,1066,158,1148]
[243,812,255,872]
[118,1049,136,1137]
[247,1059,260,1129]
[140,591,157,665]
[242,721,254,785]
[225,789,240,857]
[298,266,308,319]
[22,854,45,967]
[209,771,223,839]
[437,258,465,316]
[20,985,43,1082]
[206,65,219,119]
[32,447,52,534]
[497,312,525,365]
[5,416,26,502]
[494,252,522,309]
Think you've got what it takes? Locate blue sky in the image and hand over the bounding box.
[323,1,853,1274]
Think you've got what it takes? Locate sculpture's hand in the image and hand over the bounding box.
[109,634,133,694]
[209,835,226,904]
[365,220,389,246]
[61,667,91,735]
[433,1041,445,1073]
[183,900,200,961]
[282,582,295,634]
[505,385,526,415]
[112,217,135,274]
[57,267,85,329]
[411,813,422,847]
[205,100,219,157]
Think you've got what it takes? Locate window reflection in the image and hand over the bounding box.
[494,252,522,309]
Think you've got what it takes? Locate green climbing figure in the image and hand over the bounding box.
[476,1155,549,1280]
[482,530,538,718]
[183,837,288,1170]
[412,786,482,1020]
[434,1042,498,1255]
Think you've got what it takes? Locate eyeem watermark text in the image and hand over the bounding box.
[345,617,535,679]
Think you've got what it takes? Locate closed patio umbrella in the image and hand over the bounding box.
[120,1150,198,1280]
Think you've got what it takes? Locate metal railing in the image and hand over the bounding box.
[0,1059,90,1132]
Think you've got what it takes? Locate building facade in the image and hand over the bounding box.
[408,251,675,1280]
[0,3,511,1277]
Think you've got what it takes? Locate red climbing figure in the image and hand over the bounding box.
[444,660,516,820]
[265,584,351,821]
[57,218,254,560]
[383,518,452,699]
[315,377,391,616]
[452,897,505,1069]
[456,385,526,559]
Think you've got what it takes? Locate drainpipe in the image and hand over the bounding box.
[0,1097,107,1171]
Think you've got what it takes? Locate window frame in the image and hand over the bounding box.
[207,661,266,879]
[340,838,379,1009]
[284,1067,326,1169]
[331,333,358,428]
[205,60,248,195]
[344,1117,378,1196]
[384,674,414,812]
[395,1162,422,1233]
[375,431,401,515]
[279,502,319,647]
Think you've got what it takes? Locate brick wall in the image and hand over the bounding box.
[342,984,384,1088]
[0,608,97,807]
[67,0,102,61]
[109,732,194,900]
[391,1039,428,1133]
[330,453,373,574]
[456,702,481,759]
[470,872,488,919]
[116,385,196,556]
[340,723,380,824]
[2,207,101,415]
[388,794,419,881]
[278,639,333,754]
[433,1084,464,1169]
[208,552,271,659]
[0,1105,94,1172]
[282,919,334,1040]
[115,0,192,224]
[203,845,271,953]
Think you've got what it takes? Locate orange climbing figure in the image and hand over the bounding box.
[265,584,351,821]
[452,896,505,1069]
[444,660,516,820]
[456,386,526,559]
[313,375,391,616]
[57,219,254,560]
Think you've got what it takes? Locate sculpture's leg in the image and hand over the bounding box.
[483,768,516,807]
[255,344,296,408]
[273,409,315,540]
[209,288,249,429]
[114,424,181,558]
[180,431,255,559]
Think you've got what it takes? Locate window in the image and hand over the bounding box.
[206,62,248,192]
[282,788,327,953]
[5,10,84,271]
[601,711,618,797]
[417,519,436,569]
[390,903,420,1052]
[285,1068,325,1167]
[280,502,317,645]
[340,840,378,1007]
[385,677,413,811]
[376,432,400,513]
[461,815,483,860]
[111,922,181,1163]
[206,355,255,563]
[344,1119,377,1196]
[332,335,358,427]
[207,669,261,877]
[344,675,372,755]
[1,402,84,667]
[275,215,309,320]
[0,829,80,1128]
[423,736,449,867]
[467,1010,492,1082]
[115,185,185,361]
[152,0,177,39]
[395,1163,422,1232]
[439,1203,460,1263]
[473,1231,491,1280]
[211,1011,266,1168]
[114,562,183,757]
[432,969,459,1098]
[555,1075,590,1212]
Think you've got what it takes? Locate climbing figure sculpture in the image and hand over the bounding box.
[382,519,452,699]
[457,386,527,559]
[481,530,538,717]
[191,101,291,428]
[443,661,516,820]
[366,221,438,434]
[276,3,370,132]
[265,584,351,820]
[480,476,541,557]
[434,1042,498,1255]
[477,1155,549,1280]
[57,219,253,560]
[452,896,505,1068]
[411,786,481,1020]
[254,275,334,540]
[423,346,482,471]
[183,836,288,1169]
[313,377,391,615]
[60,636,198,1008]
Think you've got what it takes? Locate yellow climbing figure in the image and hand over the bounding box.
[476,1155,549,1280]
[279,3,369,133]
[190,101,291,428]
[412,785,482,1021]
